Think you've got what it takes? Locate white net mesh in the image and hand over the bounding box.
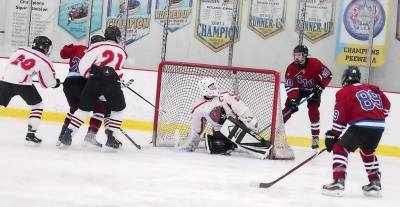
[269,91,295,160]
[153,61,294,160]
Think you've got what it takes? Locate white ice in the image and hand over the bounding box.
[0,117,398,207]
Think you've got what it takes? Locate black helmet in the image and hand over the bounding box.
[90,35,105,44]
[293,45,308,57]
[104,25,121,43]
[32,36,52,55]
[342,66,361,86]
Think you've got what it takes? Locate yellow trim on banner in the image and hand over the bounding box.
[1,108,399,158]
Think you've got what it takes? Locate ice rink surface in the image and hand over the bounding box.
[0,117,398,207]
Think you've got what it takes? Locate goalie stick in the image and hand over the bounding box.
[120,128,141,150]
[259,148,326,188]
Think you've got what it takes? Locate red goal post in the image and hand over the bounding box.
[153,61,294,160]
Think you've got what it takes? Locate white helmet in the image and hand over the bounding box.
[198,77,219,97]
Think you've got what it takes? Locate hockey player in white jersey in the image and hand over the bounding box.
[179,77,270,159]
[59,26,128,151]
[0,36,60,144]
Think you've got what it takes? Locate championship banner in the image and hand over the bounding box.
[58,0,103,40]
[396,0,400,41]
[248,0,286,39]
[295,0,334,42]
[195,0,242,52]
[154,0,193,32]
[106,0,152,46]
[335,0,392,67]
[4,0,58,47]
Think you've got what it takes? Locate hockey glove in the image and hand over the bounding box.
[313,85,324,97]
[325,130,339,152]
[285,99,299,113]
[53,78,61,88]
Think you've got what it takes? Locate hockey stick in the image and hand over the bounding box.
[258,93,315,134]
[120,128,141,150]
[121,79,134,88]
[122,82,156,108]
[259,148,326,188]
[282,92,314,120]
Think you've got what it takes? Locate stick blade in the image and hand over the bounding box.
[259,182,274,188]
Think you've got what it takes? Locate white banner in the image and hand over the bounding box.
[248,0,286,39]
[335,0,392,67]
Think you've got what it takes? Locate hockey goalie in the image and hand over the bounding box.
[178,77,271,159]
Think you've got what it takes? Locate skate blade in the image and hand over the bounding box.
[24,141,41,147]
[322,189,344,197]
[363,190,382,198]
[56,141,61,147]
[101,146,118,153]
[57,143,70,150]
[82,141,103,150]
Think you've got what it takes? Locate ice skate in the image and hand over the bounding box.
[311,137,319,149]
[83,132,102,148]
[362,180,382,197]
[56,125,67,147]
[103,129,119,152]
[322,179,345,197]
[58,128,73,149]
[26,132,42,145]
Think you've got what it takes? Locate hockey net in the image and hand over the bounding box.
[153,61,294,160]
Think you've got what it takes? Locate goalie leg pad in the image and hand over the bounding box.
[205,132,236,155]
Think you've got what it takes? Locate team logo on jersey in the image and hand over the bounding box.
[343,0,385,41]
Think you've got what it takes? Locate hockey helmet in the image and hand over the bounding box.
[198,77,219,97]
[32,36,52,55]
[90,35,105,44]
[104,25,121,43]
[293,45,308,57]
[342,65,361,86]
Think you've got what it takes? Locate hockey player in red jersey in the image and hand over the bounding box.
[59,26,128,151]
[322,66,390,197]
[282,45,332,149]
[56,35,108,148]
[0,36,60,144]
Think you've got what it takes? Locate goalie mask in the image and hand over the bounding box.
[342,66,361,87]
[198,77,219,97]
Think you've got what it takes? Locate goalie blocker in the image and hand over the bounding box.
[211,117,271,159]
